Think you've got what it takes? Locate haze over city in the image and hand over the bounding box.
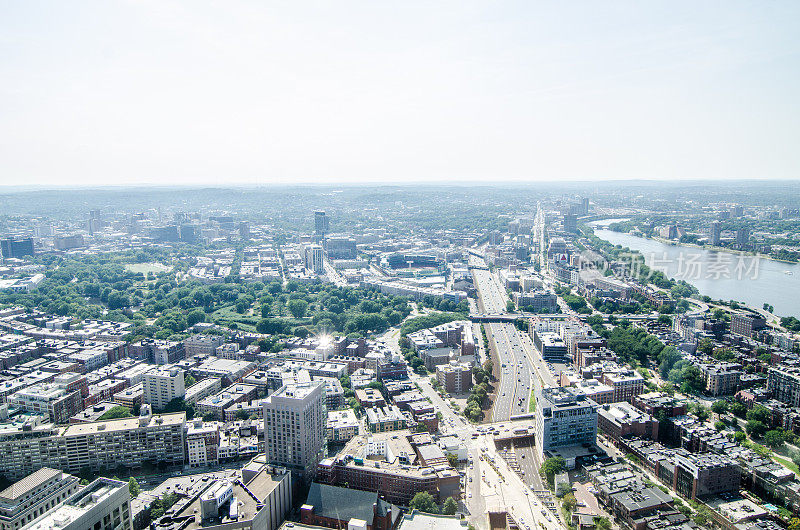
[2,1,800,186]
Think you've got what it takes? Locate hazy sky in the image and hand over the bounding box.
[1,1,799,186]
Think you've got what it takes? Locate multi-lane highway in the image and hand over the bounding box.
[489,322,533,421]
[472,261,537,422]
[473,268,508,314]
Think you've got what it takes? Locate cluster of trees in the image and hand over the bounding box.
[0,250,427,343]
[464,361,493,422]
[409,492,459,515]
[603,323,666,367]
[400,311,467,337]
[742,405,773,439]
[161,396,196,420]
[519,304,560,314]
[257,283,414,337]
[562,294,592,314]
[782,317,800,332]
[148,491,181,520]
[399,342,428,375]
[657,346,704,394]
[581,225,700,298]
[540,456,566,488]
[591,296,651,315]
[464,382,489,422]
[339,375,364,416]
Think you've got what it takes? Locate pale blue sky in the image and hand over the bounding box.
[1,1,799,186]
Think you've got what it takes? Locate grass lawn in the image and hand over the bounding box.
[529,389,536,412]
[124,262,172,274]
[211,305,259,332]
[772,454,800,476]
[211,305,313,333]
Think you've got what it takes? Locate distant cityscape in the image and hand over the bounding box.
[0,182,798,530]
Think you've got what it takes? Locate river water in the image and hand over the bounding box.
[587,220,800,318]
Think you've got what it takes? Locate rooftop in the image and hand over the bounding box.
[0,467,62,501]
[61,411,185,436]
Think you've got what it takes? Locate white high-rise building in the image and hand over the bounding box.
[304,244,324,274]
[263,381,327,479]
[143,366,185,410]
[534,386,598,467]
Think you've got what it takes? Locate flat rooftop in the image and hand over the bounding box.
[61,412,185,436]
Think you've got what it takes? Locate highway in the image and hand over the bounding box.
[489,322,533,421]
[473,268,508,314]
[472,261,537,422]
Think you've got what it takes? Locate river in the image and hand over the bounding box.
[587,220,800,318]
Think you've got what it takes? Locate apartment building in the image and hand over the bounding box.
[366,405,406,433]
[183,334,225,356]
[304,244,324,274]
[191,357,257,385]
[186,420,220,468]
[316,431,460,506]
[601,369,645,403]
[699,362,742,396]
[513,290,557,312]
[731,313,767,338]
[673,452,741,500]
[767,366,800,408]
[7,382,84,425]
[143,366,186,410]
[184,377,222,405]
[573,379,614,405]
[597,402,659,441]
[436,361,473,394]
[355,388,385,408]
[0,408,186,480]
[129,339,185,365]
[263,382,327,479]
[149,457,291,530]
[327,409,360,443]
[113,383,144,409]
[197,384,257,420]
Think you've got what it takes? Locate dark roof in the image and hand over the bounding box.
[305,483,396,524]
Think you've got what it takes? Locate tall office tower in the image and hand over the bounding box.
[580,197,589,216]
[534,386,598,459]
[88,209,103,235]
[304,244,324,274]
[708,221,722,246]
[314,211,329,237]
[0,237,34,259]
[563,213,578,233]
[736,227,750,248]
[263,381,327,480]
[730,205,744,218]
[143,366,186,410]
[180,224,200,244]
[238,221,250,239]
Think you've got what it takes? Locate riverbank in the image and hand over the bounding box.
[590,227,800,318]
[610,230,799,266]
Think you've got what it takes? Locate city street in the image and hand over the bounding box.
[471,433,563,530]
